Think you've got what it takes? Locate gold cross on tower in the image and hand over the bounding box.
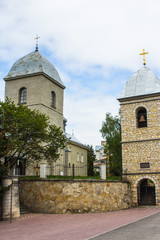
[140,49,148,65]
[34,34,40,51]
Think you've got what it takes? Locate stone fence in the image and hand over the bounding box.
[19,179,132,214]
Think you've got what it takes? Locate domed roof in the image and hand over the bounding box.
[4,51,65,88]
[66,133,87,148]
[118,67,160,100]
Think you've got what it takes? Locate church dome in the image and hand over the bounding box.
[4,51,65,88]
[118,67,160,99]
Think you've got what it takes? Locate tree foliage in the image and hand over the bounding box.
[0,98,67,174]
[100,112,122,176]
[87,145,96,176]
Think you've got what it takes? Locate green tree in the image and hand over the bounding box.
[0,98,67,174]
[100,112,122,176]
[87,145,96,176]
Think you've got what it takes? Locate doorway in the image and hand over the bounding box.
[138,179,156,205]
[15,160,25,175]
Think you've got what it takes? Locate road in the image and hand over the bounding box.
[0,207,159,240]
[89,211,160,240]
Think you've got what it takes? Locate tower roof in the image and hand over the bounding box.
[4,51,65,88]
[118,67,160,100]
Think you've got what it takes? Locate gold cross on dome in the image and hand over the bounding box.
[34,34,40,51]
[140,49,148,65]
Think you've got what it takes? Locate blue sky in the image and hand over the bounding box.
[1,0,160,147]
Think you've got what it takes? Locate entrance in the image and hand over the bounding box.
[138,179,156,205]
[15,160,25,175]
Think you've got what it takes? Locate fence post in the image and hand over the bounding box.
[72,164,75,179]
[100,163,106,180]
[2,176,20,220]
[40,163,47,178]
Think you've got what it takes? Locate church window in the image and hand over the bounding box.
[81,154,84,163]
[77,152,79,162]
[19,87,27,104]
[136,107,147,128]
[51,91,56,108]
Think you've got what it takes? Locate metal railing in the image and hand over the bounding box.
[47,164,88,179]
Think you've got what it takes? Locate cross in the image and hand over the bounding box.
[34,34,40,51]
[34,164,40,176]
[140,49,148,65]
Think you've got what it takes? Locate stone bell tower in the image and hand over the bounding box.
[118,50,160,206]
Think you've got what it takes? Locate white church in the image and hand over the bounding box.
[4,45,88,177]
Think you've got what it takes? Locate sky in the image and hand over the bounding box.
[1,0,160,148]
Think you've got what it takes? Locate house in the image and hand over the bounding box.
[94,143,106,173]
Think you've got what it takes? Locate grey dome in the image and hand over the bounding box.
[118,67,160,99]
[4,51,65,88]
[66,133,86,147]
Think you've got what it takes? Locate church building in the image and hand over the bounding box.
[4,46,88,176]
[118,50,160,206]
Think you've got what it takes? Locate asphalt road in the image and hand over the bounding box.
[89,212,160,240]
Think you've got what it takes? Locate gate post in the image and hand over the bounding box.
[2,176,20,220]
[100,163,106,180]
[40,163,47,178]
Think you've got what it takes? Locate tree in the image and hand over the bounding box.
[0,98,67,174]
[100,112,122,176]
[87,145,96,176]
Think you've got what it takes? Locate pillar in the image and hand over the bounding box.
[2,177,20,220]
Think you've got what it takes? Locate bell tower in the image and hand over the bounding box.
[4,49,65,175]
[4,50,65,129]
[118,51,160,206]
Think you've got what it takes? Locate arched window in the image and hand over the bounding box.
[81,154,84,163]
[51,91,56,108]
[19,87,27,104]
[136,107,147,128]
[77,152,79,162]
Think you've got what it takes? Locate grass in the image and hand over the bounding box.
[106,176,121,181]
[18,175,121,180]
[18,175,40,180]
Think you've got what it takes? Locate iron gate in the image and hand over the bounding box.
[138,179,156,205]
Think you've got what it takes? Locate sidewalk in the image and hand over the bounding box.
[0,207,160,240]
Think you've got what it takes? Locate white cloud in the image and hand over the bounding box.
[64,75,120,146]
[1,0,160,146]
[0,0,160,69]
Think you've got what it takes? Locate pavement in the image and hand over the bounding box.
[0,207,160,240]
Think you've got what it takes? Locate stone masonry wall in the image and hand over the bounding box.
[19,180,132,214]
[120,95,160,175]
[5,75,64,128]
[120,95,160,206]
[120,96,160,142]
[123,174,160,206]
[122,140,160,173]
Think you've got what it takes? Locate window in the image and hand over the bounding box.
[51,91,56,108]
[136,107,147,128]
[19,87,27,104]
[81,154,84,163]
[77,152,79,162]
